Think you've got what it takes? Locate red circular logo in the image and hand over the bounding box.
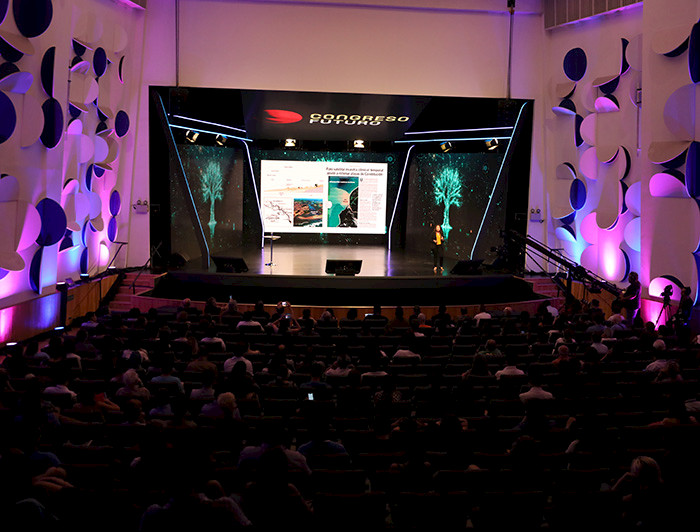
[265,109,303,124]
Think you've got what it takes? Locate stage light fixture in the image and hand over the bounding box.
[353,139,365,149]
[284,138,297,148]
[185,130,199,143]
[215,135,226,146]
[486,138,499,151]
[440,141,453,153]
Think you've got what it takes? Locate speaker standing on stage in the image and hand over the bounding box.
[432,224,445,273]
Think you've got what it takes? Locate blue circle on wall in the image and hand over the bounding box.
[0,36,23,62]
[109,190,121,216]
[93,47,107,77]
[115,110,129,137]
[80,247,88,275]
[72,39,86,57]
[36,197,67,246]
[86,164,94,190]
[107,216,117,242]
[0,91,16,144]
[40,97,63,149]
[599,77,619,95]
[564,48,587,82]
[0,268,8,281]
[13,0,53,38]
[570,179,587,210]
[40,46,55,97]
[690,21,700,84]
[0,0,8,25]
[29,247,43,293]
[0,61,19,81]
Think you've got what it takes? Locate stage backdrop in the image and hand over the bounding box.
[405,152,508,264]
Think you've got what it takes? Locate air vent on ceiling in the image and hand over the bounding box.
[544,0,641,29]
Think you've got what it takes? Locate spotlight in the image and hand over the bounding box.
[284,138,297,148]
[215,135,226,146]
[54,326,65,332]
[486,138,499,151]
[6,342,17,347]
[185,130,199,143]
[80,273,90,282]
[440,142,453,153]
[353,139,365,149]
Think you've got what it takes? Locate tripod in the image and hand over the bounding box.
[655,295,672,327]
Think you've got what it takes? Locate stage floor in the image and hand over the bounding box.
[202,245,458,277]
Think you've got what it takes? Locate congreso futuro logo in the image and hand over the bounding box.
[265,109,410,126]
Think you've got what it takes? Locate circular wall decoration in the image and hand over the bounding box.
[0,91,17,144]
[118,56,125,83]
[575,114,584,147]
[13,0,53,39]
[563,48,587,82]
[29,247,43,293]
[40,46,55,97]
[40,97,63,148]
[115,110,129,137]
[93,47,107,77]
[0,268,8,281]
[555,224,576,243]
[35,197,67,246]
[0,35,23,62]
[109,190,121,216]
[569,178,587,211]
[0,0,8,25]
[107,216,117,242]
[72,39,86,57]
[80,247,88,275]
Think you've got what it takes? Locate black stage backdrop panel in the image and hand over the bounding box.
[171,145,245,258]
[248,149,402,246]
[405,152,507,263]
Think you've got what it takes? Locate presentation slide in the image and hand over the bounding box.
[260,160,388,234]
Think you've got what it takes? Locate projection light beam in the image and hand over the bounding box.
[433,167,463,239]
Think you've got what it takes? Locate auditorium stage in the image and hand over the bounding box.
[151,245,541,307]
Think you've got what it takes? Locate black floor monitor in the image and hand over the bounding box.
[325,259,362,276]
[450,259,484,275]
[211,256,248,273]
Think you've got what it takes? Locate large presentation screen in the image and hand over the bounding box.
[260,160,388,234]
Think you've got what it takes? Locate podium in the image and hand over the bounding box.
[264,233,281,266]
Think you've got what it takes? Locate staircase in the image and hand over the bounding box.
[109,271,164,313]
[527,276,564,301]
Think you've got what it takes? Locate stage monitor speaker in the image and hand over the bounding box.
[450,259,484,275]
[325,259,362,276]
[212,256,248,273]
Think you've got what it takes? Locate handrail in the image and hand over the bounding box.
[129,242,161,295]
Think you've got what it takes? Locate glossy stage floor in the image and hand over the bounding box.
[153,244,540,306]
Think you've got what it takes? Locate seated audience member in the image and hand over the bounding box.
[299,362,332,393]
[203,297,220,317]
[364,304,389,327]
[237,422,311,476]
[431,304,452,327]
[43,372,78,402]
[298,308,316,330]
[478,338,503,358]
[387,306,410,332]
[590,332,609,356]
[220,298,242,319]
[474,304,492,327]
[324,354,354,378]
[655,359,683,383]
[644,340,668,373]
[360,358,389,384]
[252,300,271,322]
[316,310,338,330]
[495,353,525,380]
[177,298,199,316]
[240,447,313,528]
[200,326,226,352]
[461,354,492,380]
[116,369,151,402]
[269,313,301,336]
[226,361,260,401]
[148,387,174,418]
[519,370,554,403]
[200,392,242,421]
[392,335,422,363]
[81,311,100,328]
[186,346,218,374]
[611,456,666,529]
[552,328,575,351]
[585,314,606,335]
[150,364,185,394]
[190,368,217,401]
[297,422,350,469]
[551,345,582,375]
[223,347,254,375]
[236,311,264,332]
[339,307,360,328]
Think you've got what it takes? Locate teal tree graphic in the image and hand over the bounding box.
[200,160,223,241]
[433,167,463,239]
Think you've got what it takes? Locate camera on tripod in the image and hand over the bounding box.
[661,284,673,302]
